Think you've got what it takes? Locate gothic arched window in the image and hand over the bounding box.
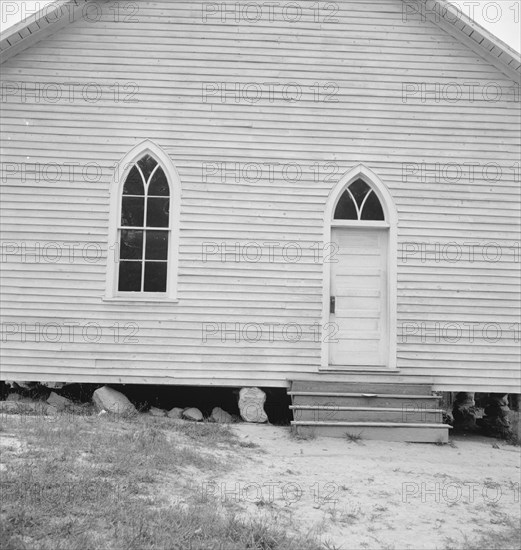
[118,154,171,293]
[334,179,385,221]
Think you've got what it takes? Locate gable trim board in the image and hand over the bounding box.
[0,0,86,64]
[1,0,520,80]
[414,1,521,82]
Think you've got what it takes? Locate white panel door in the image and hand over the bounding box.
[329,227,389,367]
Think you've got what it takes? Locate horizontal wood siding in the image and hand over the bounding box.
[0,0,519,391]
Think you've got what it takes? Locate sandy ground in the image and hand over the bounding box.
[201,425,521,550]
[1,417,519,549]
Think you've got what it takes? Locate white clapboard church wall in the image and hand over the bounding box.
[0,0,519,405]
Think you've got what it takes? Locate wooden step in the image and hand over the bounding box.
[289,392,440,409]
[291,422,450,443]
[290,380,434,395]
[291,405,443,423]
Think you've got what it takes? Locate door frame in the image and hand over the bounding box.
[320,164,398,371]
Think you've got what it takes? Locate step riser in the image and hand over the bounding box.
[293,409,443,423]
[291,381,433,395]
[293,425,449,443]
[292,395,438,408]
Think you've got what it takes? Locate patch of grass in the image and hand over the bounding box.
[289,426,316,440]
[434,436,457,447]
[345,432,363,443]
[167,418,238,445]
[238,440,260,449]
[369,541,395,550]
[0,413,326,550]
[444,521,521,550]
[0,402,48,416]
[255,497,275,509]
[328,505,363,525]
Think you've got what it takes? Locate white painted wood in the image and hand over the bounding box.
[329,228,389,367]
[321,165,398,371]
[0,0,519,391]
[291,422,450,442]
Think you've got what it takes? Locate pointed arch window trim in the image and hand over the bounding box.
[105,140,181,302]
[333,178,387,223]
[321,164,397,370]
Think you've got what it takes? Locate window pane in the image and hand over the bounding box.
[144,262,167,292]
[145,230,169,260]
[123,166,144,195]
[349,179,371,208]
[120,230,143,260]
[334,191,358,220]
[121,196,144,227]
[146,197,169,227]
[118,261,142,291]
[148,167,169,196]
[138,155,158,183]
[361,192,385,221]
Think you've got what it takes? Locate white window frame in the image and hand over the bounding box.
[321,164,398,370]
[105,140,181,302]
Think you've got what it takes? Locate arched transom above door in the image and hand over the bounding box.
[334,179,385,221]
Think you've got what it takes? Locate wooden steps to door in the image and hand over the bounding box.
[291,380,435,395]
[289,379,450,443]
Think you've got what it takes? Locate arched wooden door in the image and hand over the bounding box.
[328,179,390,368]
